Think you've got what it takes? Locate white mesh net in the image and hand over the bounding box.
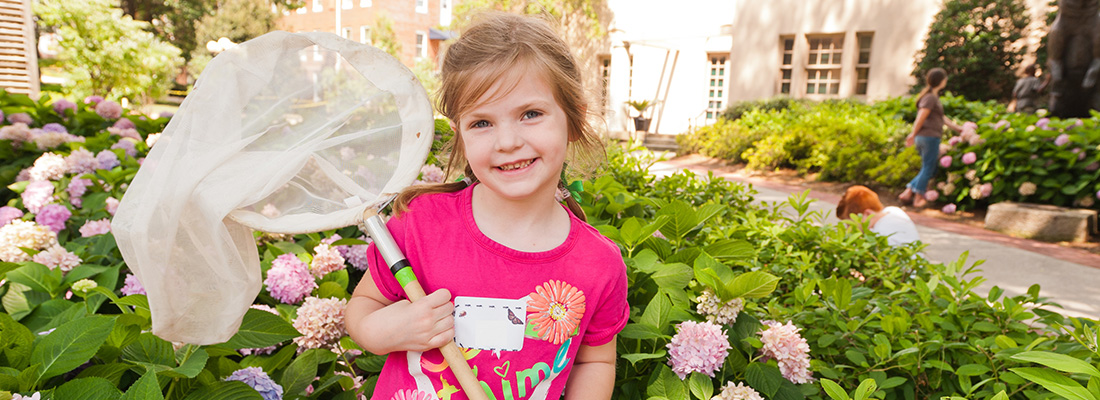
[113,31,433,344]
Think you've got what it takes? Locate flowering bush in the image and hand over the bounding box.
[0,92,1095,400]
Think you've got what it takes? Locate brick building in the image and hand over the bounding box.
[276,0,454,68]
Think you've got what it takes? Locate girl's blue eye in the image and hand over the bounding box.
[470,120,490,129]
[523,110,543,120]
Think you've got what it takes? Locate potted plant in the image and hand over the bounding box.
[627,99,653,132]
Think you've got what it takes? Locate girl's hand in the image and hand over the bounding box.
[358,288,455,353]
[905,134,915,147]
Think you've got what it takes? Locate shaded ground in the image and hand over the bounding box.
[667,154,1100,256]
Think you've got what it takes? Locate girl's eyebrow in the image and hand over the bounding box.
[465,100,553,120]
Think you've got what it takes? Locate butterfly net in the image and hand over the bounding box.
[113,31,434,344]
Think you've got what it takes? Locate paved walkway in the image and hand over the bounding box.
[650,155,1100,320]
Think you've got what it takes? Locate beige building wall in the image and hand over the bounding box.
[728,0,941,103]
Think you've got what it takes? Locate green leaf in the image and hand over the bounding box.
[317,281,349,300]
[621,350,667,366]
[281,348,322,398]
[222,308,301,349]
[29,315,116,383]
[1011,367,1098,400]
[115,294,150,311]
[1012,351,1100,378]
[121,369,163,400]
[0,312,33,370]
[702,239,754,260]
[5,263,61,297]
[853,379,878,400]
[619,323,666,340]
[182,381,264,400]
[652,263,694,291]
[640,291,672,329]
[76,363,133,386]
[745,363,784,397]
[656,200,698,241]
[689,372,713,400]
[725,271,779,299]
[240,343,297,373]
[52,377,123,400]
[122,333,174,367]
[173,345,210,379]
[956,364,992,376]
[845,350,867,367]
[880,376,907,389]
[820,379,850,400]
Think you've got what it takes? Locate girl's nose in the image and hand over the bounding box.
[495,124,523,152]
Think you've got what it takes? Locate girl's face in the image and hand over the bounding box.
[937,77,949,91]
[456,73,569,205]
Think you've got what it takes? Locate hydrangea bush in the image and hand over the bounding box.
[0,91,1097,400]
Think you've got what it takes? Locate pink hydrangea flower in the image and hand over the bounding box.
[264,254,317,304]
[95,100,122,119]
[65,148,99,175]
[994,120,1010,131]
[1096,190,1100,201]
[33,245,81,272]
[942,204,957,214]
[42,123,67,134]
[947,136,962,146]
[96,150,120,170]
[309,243,345,278]
[0,206,24,227]
[120,273,146,296]
[30,153,67,182]
[111,139,138,157]
[7,112,32,125]
[108,127,141,141]
[67,178,93,208]
[320,234,350,258]
[84,95,104,105]
[240,304,281,355]
[667,320,730,379]
[105,197,120,215]
[420,164,445,184]
[292,296,347,352]
[759,320,813,384]
[1054,133,1070,147]
[22,181,55,214]
[79,218,111,237]
[34,204,70,233]
[924,190,939,202]
[961,152,977,165]
[112,118,136,130]
[1036,118,1050,130]
[939,155,952,168]
[980,183,993,198]
[0,123,31,144]
[52,99,77,115]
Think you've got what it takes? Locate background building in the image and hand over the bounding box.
[276,0,453,68]
[600,0,1050,138]
[1,0,38,96]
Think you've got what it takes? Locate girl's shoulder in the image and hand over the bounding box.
[398,187,467,221]
[569,216,624,259]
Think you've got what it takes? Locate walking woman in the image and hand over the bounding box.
[899,68,963,207]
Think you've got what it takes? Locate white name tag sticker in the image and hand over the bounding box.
[453,296,527,352]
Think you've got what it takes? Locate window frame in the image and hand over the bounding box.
[705,53,729,121]
[804,34,844,97]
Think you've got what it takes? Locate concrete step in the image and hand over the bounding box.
[643,133,680,152]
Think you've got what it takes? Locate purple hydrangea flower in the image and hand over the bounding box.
[1036,118,1050,130]
[112,118,135,130]
[96,150,120,170]
[41,123,67,134]
[121,273,146,296]
[52,100,77,116]
[225,367,283,400]
[34,204,70,233]
[111,139,137,157]
[66,178,93,208]
[83,95,103,105]
[994,119,1010,131]
[22,181,55,214]
[1055,134,1070,147]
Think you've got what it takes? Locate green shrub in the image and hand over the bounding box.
[719,97,801,121]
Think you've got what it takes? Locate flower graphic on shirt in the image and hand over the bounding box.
[527,280,585,345]
[391,389,437,400]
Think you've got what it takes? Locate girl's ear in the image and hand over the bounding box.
[449,121,459,135]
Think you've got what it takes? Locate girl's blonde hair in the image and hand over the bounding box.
[393,12,604,221]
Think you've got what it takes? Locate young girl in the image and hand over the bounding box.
[346,13,629,400]
[900,68,963,208]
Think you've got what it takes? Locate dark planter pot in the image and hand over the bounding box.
[634,117,650,132]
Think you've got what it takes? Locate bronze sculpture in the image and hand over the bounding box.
[1047,0,1100,117]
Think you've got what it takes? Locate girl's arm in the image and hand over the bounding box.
[944,117,964,133]
[906,108,932,146]
[346,273,456,355]
[563,339,617,400]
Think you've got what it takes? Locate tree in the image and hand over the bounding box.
[193,0,279,55]
[912,0,1031,101]
[371,14,403,60]
[35,0,184,104]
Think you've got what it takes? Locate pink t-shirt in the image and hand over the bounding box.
[366,185,630,400]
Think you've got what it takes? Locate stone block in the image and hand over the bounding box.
[985,202,1097,243]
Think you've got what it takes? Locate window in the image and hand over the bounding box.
[805,35,842,96]
[297,5,307,14]
[360,0,371,6]
[598,55,611,111]
[416,0,427,13]
[341,27,352,39]
[855,33,873,95]
[342,0,352,9]
[440,0,452,26]
[779,36,793,94]
[360,26,371,44]
[312,0,322,12]
[705,54,729,121]
[415,31,427,59]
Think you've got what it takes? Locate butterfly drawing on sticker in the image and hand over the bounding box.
[507,309,522,325]
[458,311,467,317]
